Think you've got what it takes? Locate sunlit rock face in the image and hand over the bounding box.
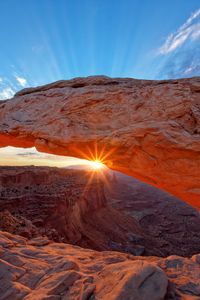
[0,76,200,208]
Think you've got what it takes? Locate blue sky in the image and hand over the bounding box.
[0,0,200,100]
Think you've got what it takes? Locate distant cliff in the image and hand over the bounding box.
[1,166,200,257]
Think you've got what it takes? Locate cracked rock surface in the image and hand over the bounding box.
[0,76,200,208]
[0,230,200,300]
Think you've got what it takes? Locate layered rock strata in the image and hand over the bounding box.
[1,166,200,257]
[0,76,200,208]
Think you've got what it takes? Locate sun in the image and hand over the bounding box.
[89,160,104,170]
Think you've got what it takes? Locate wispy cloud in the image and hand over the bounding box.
[184,64,200,75]
[0,73,28,100]
[0,146,88,168]
[16,151,40,157]
[159,8,200,55]
[0,87,15,100]
[15,75,27,87]
[156,8,200,79]
[160,47,200,79]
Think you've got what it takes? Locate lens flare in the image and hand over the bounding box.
[89,160,104,170]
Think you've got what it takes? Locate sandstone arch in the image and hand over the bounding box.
[0,76,200,209]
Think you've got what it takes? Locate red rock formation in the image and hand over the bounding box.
[0,166,146,256]
[1,230,200,299]
[0,210,38,238]
[1,166,200,257]
[0,76,200,209]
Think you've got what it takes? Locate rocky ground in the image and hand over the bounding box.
[0,230,200,300]
[0,76,200,299]
[1,165,200,299]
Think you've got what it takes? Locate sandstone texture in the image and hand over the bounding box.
[0,230,200,300]
[1,166,200,257]
[0,76,200,208]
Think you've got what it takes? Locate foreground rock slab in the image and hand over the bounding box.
[1,230,200,300]
[0,76,200,208]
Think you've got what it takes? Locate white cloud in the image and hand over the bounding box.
[183,8,200,28]
[15,75,27,87]
[0,78,3,84]
[183,64,200,75]
[0,87,15,100]
[159,8,200,55]
[184,66,194,74]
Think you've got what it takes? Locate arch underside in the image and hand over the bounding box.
[0,76,200,209]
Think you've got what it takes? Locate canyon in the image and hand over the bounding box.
[0,166,200,299]
[0,76,200,299]
[0,76,199,208]
[1,166,200,257]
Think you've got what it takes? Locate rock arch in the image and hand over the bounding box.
[0,76,200,209]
